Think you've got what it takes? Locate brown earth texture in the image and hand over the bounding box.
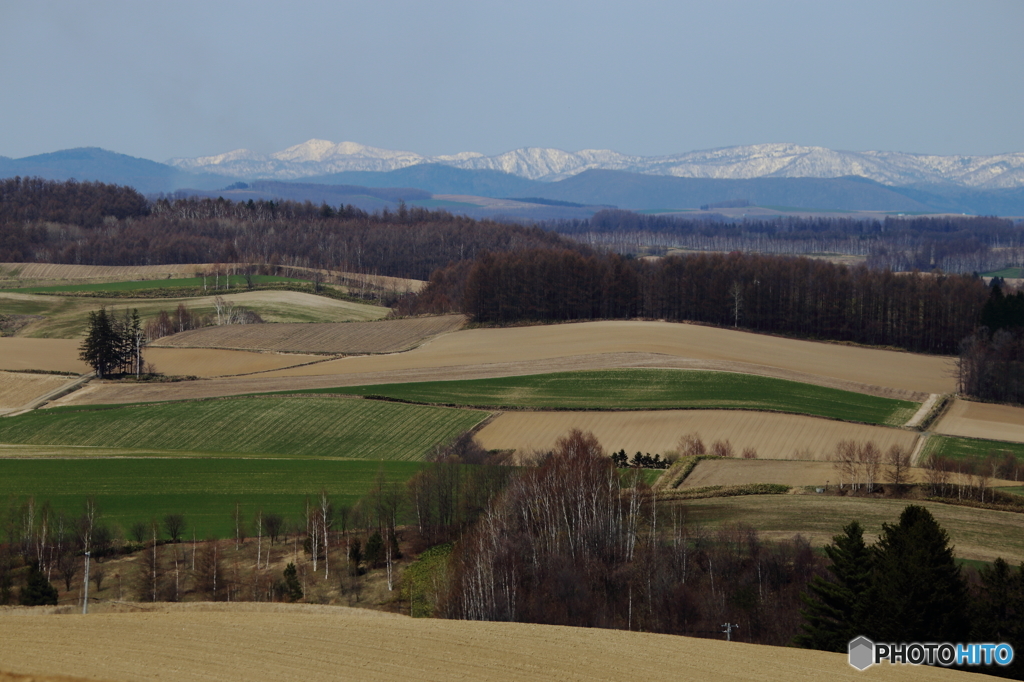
[0,603,978,682]
[933,399,1024,444]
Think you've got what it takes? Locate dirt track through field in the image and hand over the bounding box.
[151,315,467,354]
[933,399,1024,444]
[474,410,918,461]
[0,604,975,682]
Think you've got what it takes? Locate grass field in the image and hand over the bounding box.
[923,434,1024,463]
[983,267,1024,278]
[0,395,487,461]
[7,275,308,294]
[0,459,423,538]
[311,369,919,425]
[676,494,1024,563]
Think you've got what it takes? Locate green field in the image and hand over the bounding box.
[6,275,308,294]
[982,267,1024,279]
[301,369,919,425]
[0,458,423,539]
[923,435,1024,464]
[0,395,487,460]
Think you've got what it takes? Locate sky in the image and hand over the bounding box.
[1,0,1023,162]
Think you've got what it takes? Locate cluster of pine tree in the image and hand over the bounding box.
[78,308,145,378]
[610,449,669,469]
[797,506,1024,679]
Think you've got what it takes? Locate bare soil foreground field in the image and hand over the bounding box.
[0,339,88,373]
[679,495,1024,564]
[0,372,77,413]
[474,410,919,461]
[679,458,1021,489]
[259,321,953,394]
[0,604,975,682]
[151,314,467,354]
[933,398,1024,444]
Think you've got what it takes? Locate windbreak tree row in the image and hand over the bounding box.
[431,248,988,354]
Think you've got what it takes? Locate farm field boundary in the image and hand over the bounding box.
[0,604,975,682]
[309,369,919,425]
[0,395,487,461]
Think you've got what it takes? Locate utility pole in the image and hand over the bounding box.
[82,551,91,614]
[722,622,739,641]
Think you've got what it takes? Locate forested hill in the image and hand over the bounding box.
[409,249,989,355]
[0,178,578,280]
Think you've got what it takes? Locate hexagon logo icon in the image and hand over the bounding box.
[848,636,875,670]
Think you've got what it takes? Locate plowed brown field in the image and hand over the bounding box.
[0,604,974,682]
[0,372,75,412]
[0,339,88,373]
[474,410,919,461]
[151,315,467,354]
[144,348,327,377]
[258,320,954,394]
[933,399,1024,444]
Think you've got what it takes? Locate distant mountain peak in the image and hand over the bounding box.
[166,140,1024,189]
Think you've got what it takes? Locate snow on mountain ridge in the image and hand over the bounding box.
[167,140,1024,188]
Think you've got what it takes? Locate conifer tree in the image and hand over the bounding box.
[20,561,58,606]
[795,521,872,651]
[863,505,969,643]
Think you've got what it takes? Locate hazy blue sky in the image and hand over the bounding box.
[2,0,1022,161]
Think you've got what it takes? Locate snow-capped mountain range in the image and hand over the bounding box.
[167,140,1024,189]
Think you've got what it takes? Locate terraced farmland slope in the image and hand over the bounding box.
[318,369,919,425]
[474,410,918,460]
[0,604,976,682]
[151,314,467,354]
[0,395,486,460]
[678,495,1024,564]
[933,399,1024,444]
[0,458,423,538]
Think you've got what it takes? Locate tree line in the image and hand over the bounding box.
[545,209,1024,275]
[957,282,1024,403]
[0,178,575,280]
[409,248,988,354]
